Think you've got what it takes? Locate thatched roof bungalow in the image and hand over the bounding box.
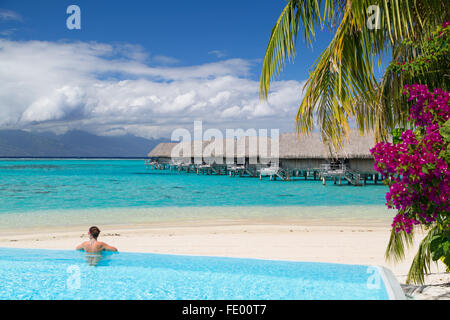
[331,131,377,172]
[278,132,376,173]
[148,131,378,173]
[170,140,213,164]
[203,138,237,165]
[236,136,278,165]
[147,142,178,163]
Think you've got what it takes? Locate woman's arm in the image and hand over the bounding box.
[101,242,118,252]
[75,242,86,250]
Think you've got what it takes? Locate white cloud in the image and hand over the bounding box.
[209,91,231,105]
[171,91,196,111]
[0,39,305,139]
[153,55,179,65]
[0,9,23,22]
[21,86,86,122]
[0,28,17,36]
[221,106,241,118]
[208,50,227,58]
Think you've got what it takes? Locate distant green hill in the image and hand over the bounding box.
[0,130,167,157]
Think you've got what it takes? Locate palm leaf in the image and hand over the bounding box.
[260,0,448,146]
[385,227,415,263]
[259,0,332,99]
[406,226,441,285]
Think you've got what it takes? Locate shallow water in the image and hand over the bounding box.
[0,159,388,210]
[0,205,394,230]
[0,159,393,228]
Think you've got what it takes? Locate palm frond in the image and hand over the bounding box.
[259,0,332,99]
[385,227,415,263]
[260,0,448,146]
[406,225,441,285]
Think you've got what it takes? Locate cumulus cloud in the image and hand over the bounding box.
[21,86,86,123]
[152,55,180,65]
[0,28,17,36]
[0,39,305,139]
[208,50,227,58]
[0,9,23,22]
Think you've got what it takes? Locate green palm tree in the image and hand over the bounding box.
[260,0,449,285]
[260,0,448,146]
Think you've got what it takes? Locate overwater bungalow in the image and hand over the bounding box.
[277,132,379,185]
[148,140,216,171]
[147,142,178,168]
[203,136,278,177]
[331,131,378,173]
[278,132,376,171]
[203,138,237,164]
[148,131,382,185]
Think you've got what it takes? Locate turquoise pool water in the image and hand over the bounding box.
[0,159,387,212]
[0,248,390,300]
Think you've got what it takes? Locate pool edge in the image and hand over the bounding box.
[376,266,406,300]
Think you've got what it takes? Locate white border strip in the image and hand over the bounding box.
[376,265,406,300]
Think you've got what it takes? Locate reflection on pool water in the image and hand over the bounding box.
[0,248,392,300]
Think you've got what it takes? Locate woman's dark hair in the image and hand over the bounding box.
[89,226,100,239]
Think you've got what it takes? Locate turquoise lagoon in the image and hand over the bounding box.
[0,159,392,228]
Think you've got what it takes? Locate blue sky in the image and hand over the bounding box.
[0,1,370,139]
[1,0,334,80]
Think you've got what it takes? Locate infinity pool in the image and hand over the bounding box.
[0,248,403,300]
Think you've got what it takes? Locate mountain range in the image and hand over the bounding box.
[0,130,167,157]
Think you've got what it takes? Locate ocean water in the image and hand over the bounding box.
[0,159,391,228]
[0,248,390,300]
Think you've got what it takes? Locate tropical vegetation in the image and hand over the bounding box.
[260,0,449,146]
[260,1,449,284]
[371,84,449,284]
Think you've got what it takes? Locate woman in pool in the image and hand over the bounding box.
[76,226,118,253]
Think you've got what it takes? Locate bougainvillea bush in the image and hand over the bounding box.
[370,84,450,279]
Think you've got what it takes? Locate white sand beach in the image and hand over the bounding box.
[1,219,448,299]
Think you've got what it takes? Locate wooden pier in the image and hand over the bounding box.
[147,159,383,186]
[317,163,383,186]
